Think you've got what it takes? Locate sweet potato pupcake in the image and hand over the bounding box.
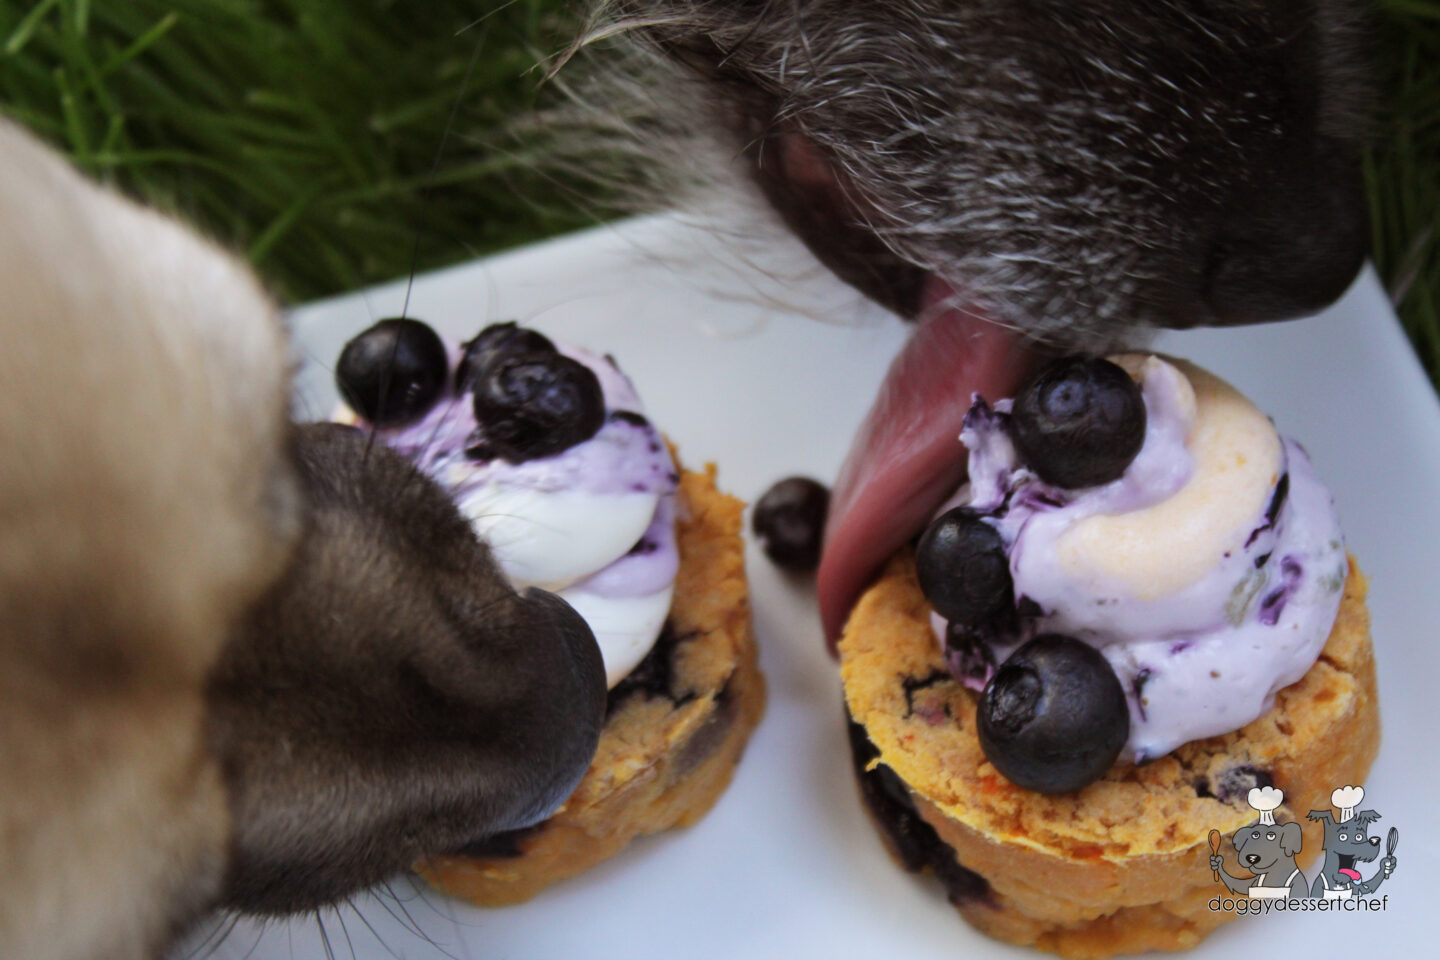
[838,354,1377,957]
[332,319,765,904]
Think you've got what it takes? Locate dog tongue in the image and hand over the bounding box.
[1339,868,1362,882]
[816,278,1040,646]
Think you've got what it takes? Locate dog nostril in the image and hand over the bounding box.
[1202,151,1368,325]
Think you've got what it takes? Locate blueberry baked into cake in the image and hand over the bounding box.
[332,319,764,904]
[838,354,1377,956]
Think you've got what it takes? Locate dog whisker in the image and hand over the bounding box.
[400,874,481,960]
[369,883,429,942]
[398,29,487,330]
[179,908,242,960]
[330,905,359,960]
[235,917,269,960]
[314,909,337,960]
[371,880,459,960]
[457,0,530,38]
[387,884,444,949]
[346,895,404,960]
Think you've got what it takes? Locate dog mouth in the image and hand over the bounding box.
[760,162,1046,639]
[1238,857,1284,875]
[748,126,1049,639]
[815,279,1041,640]
[1337,848,1376,869]
[1335,852,1364,883]
[754,122,1363,640]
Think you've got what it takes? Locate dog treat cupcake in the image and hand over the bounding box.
[839,354,1378,957]
[333,318,764,904]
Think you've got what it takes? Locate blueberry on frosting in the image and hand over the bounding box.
[456,321,557,391]
[1010,355,1146,488]
[471,351,606,463]
[335,317,448,427]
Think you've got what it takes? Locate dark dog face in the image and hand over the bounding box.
[1313,810,1382,871]
[587,0,1376,635]
[604,0,1372,339]
[1233,820,1304,873]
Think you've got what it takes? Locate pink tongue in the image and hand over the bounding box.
[1338,868,1362,882]
[816,279,1039,647]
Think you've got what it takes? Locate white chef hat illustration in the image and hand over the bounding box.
[1331,785,1365,823]
[1248,786,1284,825]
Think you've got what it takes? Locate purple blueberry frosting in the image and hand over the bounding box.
[377,345,677,501]
[931,356,1347,762]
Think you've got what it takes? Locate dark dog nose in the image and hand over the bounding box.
[1245,854,1261,866]
[1369,836,1381,847]
[1202,143,1368,325]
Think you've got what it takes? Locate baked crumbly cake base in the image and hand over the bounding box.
[840,550,1378,959]
[419,462,765,906]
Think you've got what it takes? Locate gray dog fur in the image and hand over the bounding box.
[571,0,1373,341]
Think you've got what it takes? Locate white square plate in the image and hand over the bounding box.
[206,214,1435,959]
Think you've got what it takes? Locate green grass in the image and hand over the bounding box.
[1,0,1437,395]
[0,0,596,303]
[1372,0,1440,386]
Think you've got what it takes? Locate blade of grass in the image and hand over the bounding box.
[98,10,179,77]
[4,0,63,56]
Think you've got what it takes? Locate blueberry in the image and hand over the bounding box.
[916,508,1013,626]
[471,351,605,462]
[751,477,830,572]
[335,318,448,427]
[1196,765,1275,803]
[977,635,1129,794]
[456,322,557,391]
[1010,356,1146,488]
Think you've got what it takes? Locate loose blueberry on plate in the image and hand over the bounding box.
[472,350,605,462]
[1010,356,1146,488]
[336,317,448,427]
[916,507,1013,626]
[752,477,830,572]
[456,321,557,390]
[977,635,1129,794]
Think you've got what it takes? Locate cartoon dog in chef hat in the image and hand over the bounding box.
[1211,786,1309,900]
[1307,785,1397,899]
